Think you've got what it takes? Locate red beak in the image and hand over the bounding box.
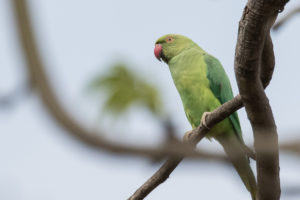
[154,44,162,61]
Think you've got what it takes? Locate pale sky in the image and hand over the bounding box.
[1,0,300,199]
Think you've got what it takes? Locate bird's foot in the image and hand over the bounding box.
[200,112,211,130]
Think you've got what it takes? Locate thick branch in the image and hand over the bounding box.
[235,1,289,200]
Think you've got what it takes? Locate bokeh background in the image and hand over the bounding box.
[1,0,300,199]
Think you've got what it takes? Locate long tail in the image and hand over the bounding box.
[217,134,257,200]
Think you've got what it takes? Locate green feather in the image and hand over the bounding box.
[204,54,243,142]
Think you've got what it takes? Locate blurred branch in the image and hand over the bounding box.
[234,1,289,200]
[11,0,231,161]
[9,0,300,161]
[273,6,300,31]
[280,141,300,154]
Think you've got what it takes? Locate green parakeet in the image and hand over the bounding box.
[154,34,256,200]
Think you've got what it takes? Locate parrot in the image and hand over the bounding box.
[154,34,256,200]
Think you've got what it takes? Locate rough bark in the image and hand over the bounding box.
[235,1,289,200]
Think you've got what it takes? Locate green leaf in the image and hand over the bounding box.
[88,63,162,116]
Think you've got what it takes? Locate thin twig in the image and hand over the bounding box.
[273,6,300,31]
[128,95,243,200]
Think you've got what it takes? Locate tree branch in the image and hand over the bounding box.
[234,1,289,200]
[128,157,183,200]
[280,141,300,155]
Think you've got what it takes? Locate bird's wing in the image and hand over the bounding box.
[204,53,243,142]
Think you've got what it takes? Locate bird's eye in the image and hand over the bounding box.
[166,37,174,43]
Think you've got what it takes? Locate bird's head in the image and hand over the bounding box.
[154,34,196,63]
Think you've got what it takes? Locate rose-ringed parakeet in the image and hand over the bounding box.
[154,34,256,200]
